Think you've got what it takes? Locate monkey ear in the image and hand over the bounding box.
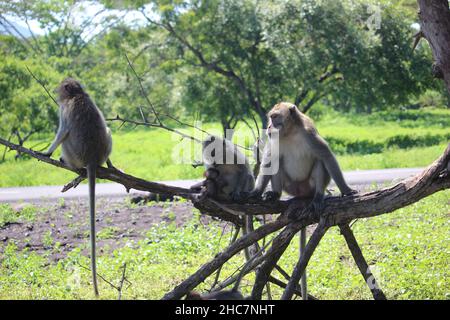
[289,104,297,114]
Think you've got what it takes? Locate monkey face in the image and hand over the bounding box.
[267,102,297,136]
[205,167,219,179]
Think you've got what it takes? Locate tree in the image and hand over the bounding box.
[417,0,450,92]
[0,55,61,159]
[109,0,437,128]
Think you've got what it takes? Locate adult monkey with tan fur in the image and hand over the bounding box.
[43,78,113,296]
[251,102,356,299]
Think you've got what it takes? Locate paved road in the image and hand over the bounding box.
[0,168,424,202]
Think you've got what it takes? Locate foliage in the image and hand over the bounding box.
[0,55,60,141]
[0,0,448,135]
[110,0,443,129]
[0,203,37,227]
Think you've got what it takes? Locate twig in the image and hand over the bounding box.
[252,218,299,299]
[25,66,59,106]
[268,276,318,300]
[107,114,202,143]
[210,225,238,291]
[124,52,162,125]
[412,30,424,51]
[118,263,128,300]
[62,175,86,193]
[162,216,288,300]
[77,262,117,291]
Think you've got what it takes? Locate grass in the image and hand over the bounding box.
[0,108,448,187]
[0,190,448,300]
[0,203,37,227]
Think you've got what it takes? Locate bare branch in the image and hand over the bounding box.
[339,224,387,300]
[281,220,328,300]
[25,66,59,106]
[125,52,162,125]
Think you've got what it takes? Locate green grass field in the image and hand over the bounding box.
[0,190,448,299]
[0,109,449,187]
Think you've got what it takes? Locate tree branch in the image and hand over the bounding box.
[339,224,387,300]
[281,220,328,300]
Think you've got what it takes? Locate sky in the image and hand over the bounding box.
[1,1,148,38]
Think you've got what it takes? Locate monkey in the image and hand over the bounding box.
[190,167,227,201]
[251,102,356,211]
[191,135,258,261]
[191,135,255,202]
[250,102,357,300]
[43,78,113,296]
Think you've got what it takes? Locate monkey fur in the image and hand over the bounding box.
[44,78,113,296]
[191,135,255,202]
[251,102,357,301]
[251,102,356,212]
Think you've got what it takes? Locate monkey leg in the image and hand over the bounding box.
[106,158,116,169]
[288,162,329,220]
[231,172,254,202]
[304,161,330,215]
[261,172,282,201]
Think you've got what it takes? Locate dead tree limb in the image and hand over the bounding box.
[268,276,317,300]
[339,224,387,300]
[281,219,329,300]
[162,216,289,300]
[417,0,450,92]
[3,137,447,225]
[251,219,299,299]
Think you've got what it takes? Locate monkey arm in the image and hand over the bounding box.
[230,166,252,201]
[190,180,205,192]
[45,126,69,156]
[251,145,274,195]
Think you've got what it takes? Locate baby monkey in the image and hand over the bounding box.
[191,135,254,202]
[190,167,228,200]
[43,78,113,296]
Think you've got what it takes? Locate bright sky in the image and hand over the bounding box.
[4,1,148,38]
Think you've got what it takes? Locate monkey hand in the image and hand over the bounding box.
[262,191,281,201]
[231,191,250,202]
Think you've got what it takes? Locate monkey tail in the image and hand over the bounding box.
[87,163,99,297]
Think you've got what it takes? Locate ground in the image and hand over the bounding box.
[0,196,211,261]
[0,188,448,300]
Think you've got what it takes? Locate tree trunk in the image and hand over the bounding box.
[417,0,450,93]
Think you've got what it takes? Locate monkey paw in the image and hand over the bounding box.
[262,191,281,202]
